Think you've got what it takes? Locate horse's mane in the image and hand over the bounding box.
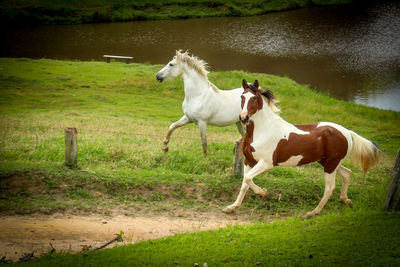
[268,99,281,114]
[175,50,209,79]
[249,84,280,114]
[262,90,280,114]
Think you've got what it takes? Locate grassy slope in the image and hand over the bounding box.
[1,58,400,265]
[0,58,399,216]
[1,0,353,25]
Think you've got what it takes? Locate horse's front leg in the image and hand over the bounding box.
[223,160,271,214]
[197,120,207,156]
[163,115,191,152]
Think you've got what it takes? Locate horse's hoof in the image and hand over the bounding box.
[343,199,353,208]
[304,211,318,219]
[162,147,169,153]
[304,214,313,220]
[261,189,269,198]
[222,207,235,214]
[347,199,354,208]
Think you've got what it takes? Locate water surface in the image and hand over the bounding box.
[1,1,399,111]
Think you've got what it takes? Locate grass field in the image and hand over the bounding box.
[16,211,400,266]
[1,58,400,265]
[1,0,353,25]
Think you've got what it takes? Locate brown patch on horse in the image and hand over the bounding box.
[241,79,276,115]
[241,88,264,117]
[273,125,348,173]
[243,120,258,168]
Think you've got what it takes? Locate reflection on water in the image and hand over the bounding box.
[1,1,399,111]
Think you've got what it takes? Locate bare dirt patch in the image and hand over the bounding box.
[0,210,252,261]
[0,175,45,194]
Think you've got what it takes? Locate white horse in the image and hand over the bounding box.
[224,79,380,217]
[156,50,245,155]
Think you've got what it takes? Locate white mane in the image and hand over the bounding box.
[268,99,281,114]
[175,50,209,79]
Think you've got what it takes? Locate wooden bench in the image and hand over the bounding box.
[103,55,133,64]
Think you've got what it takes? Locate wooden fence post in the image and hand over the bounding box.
[386,147,400,210]
[233,140,244,178]
[64,127,78,168]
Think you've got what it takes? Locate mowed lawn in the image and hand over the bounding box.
[0,58,399,266]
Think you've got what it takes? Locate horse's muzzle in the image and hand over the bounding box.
[240,114,249,124]
[156,73,164,83]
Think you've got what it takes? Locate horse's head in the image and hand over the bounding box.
[156,51,184,82]
[240,79,277,124]
[156,56,182,83]
[156,50,209,83]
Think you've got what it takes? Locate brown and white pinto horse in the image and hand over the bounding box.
[223,79,380,217]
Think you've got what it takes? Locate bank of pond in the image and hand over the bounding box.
[1,0,353,25]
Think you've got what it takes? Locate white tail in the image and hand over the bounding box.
[349,131,380,174]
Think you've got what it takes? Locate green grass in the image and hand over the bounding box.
[16,210,400,266]
[0,58,399,217]
[1,0,353,25]
[1,58,400,265]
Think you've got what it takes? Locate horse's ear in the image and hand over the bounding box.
[260,89,274,101]
[242,79,248,89]
[253,80,259,89]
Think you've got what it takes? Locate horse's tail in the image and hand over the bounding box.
[348,131,380,174]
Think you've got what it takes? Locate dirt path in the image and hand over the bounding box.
[0,211,252,261]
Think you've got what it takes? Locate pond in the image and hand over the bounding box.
[1,1,399,111]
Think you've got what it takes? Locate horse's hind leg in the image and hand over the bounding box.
[305,170,337,218]
[198,120,207,156]
[337,165,353,207]
[163,115,191,152]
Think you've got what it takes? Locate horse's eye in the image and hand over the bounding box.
[169,63,174,67]
[253,97,257,102]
